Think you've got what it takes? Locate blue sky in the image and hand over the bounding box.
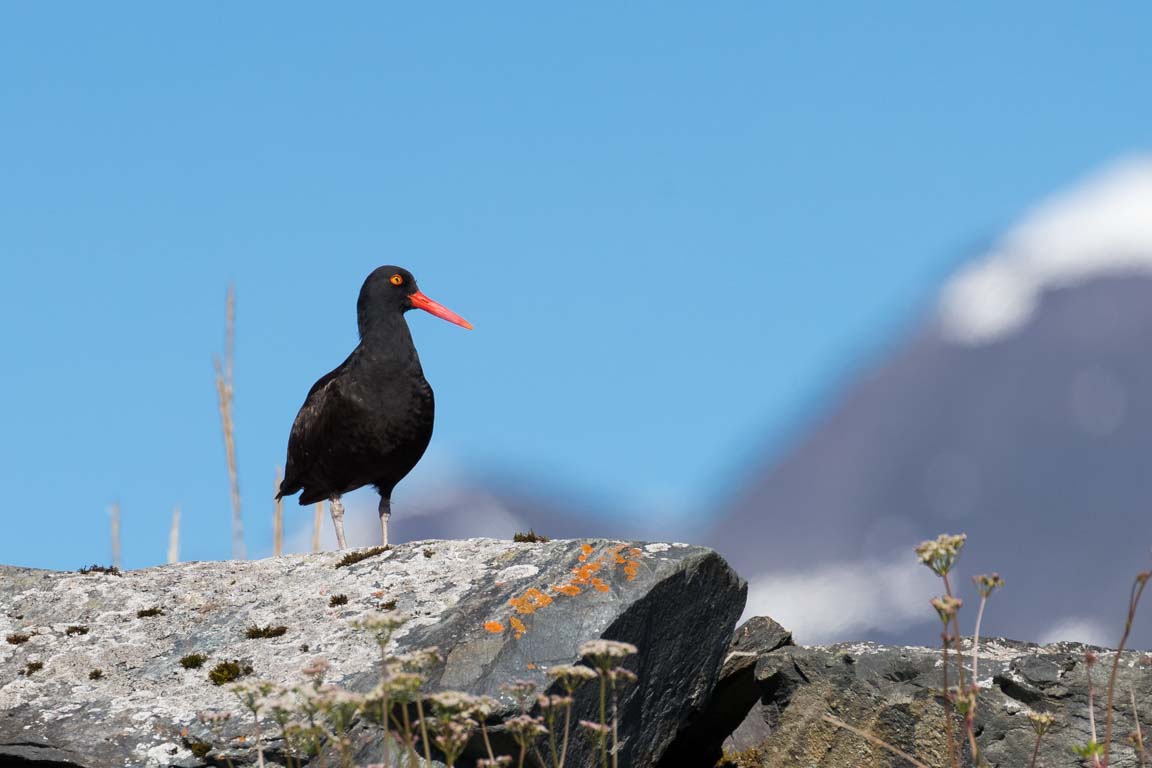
[2,3,1150,570]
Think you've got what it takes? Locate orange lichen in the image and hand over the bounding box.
[571,559,604,585]
[509,588,554,615]
[483,542,648,638]
[526,662,538,670]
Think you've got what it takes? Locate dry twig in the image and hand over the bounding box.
[214,284,245,559]
[108,502,121,569]
[822,714,932,768]
[167,505,180,564]
[273,468,283,557]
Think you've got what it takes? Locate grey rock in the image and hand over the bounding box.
[0,538,746,768]
[736,634,1152,767]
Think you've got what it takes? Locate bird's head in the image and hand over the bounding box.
[358,265,474,333]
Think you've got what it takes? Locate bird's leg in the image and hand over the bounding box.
[378,496,391,547]
[329,495,347,550]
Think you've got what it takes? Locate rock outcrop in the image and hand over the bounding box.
[8,540,1148,768]
[0,538,746,768]
[727,633,1152,768]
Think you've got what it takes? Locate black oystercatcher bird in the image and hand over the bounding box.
[276,266,472,549]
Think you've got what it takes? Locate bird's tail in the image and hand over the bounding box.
[275,475,301,502]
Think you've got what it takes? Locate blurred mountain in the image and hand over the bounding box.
[707,156,1152,646]
[389,481,681,543]
[291,478,694,554]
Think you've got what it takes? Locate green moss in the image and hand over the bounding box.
[180,653,208,669]
[513,529,550,543]
[79,564,121,576]
[88,669,103,680]
[136,607,164,618]
[208,660,253,686]
[334,545,391,568]
[329,594,349,607]
[5,632,30,645]
[21,661,43,676]
[65,625,89,636]
[184,740,213,759]
[720,745,766,768]
[245,624,288,639]
[380,599,398,611]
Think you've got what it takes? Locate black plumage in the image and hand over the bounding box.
[276,266,472,548]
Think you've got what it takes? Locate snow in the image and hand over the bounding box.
[742,552,937,643]
[1038,616,1113,647]
[938,156,1152,344]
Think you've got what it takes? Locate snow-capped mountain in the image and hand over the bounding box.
[940,157,1152,344]
[707,157,1152,646]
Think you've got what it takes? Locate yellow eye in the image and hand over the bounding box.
[390,274,404,286]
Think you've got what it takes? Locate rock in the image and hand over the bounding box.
[735,633,1152,767]
[661,616,793,766]
[0,538,746,768]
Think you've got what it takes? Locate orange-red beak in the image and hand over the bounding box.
[409,291,473,330]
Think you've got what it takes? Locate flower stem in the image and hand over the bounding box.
[548,706,559,767]
[1103,574,1148,768]
[480,720,496,762]
[560,699,572,768]
[1133,688,1148,768]
[1028,733,1042,768]
[941,632,959,768]
[381,691,391,768]
[1086,654,1102,768]
[943,571,982,765]
[610,678,620,768]
[254,717,265,768]
[972,594,988,684]
[415,698,433,767]
[942,573,966,685]
[401,705,420,768]
[600,674,609,768]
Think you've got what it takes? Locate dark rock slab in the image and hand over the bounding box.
[661,616,793,766]
[738,635,1152,767]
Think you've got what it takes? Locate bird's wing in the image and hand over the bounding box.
[279,364,355,499]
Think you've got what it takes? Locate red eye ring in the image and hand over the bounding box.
[390,274,403,286]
